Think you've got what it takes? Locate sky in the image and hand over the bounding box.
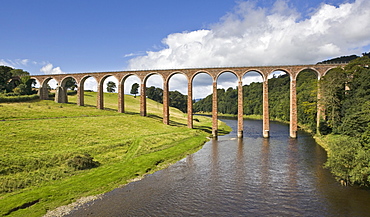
[1,0,370,98]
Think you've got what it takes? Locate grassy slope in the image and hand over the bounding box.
[0,93,231,217]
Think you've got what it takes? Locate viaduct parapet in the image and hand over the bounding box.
[31,64,345,138]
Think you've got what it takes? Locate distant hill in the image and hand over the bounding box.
[317,52,370,64]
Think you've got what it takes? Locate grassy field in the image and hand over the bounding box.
[0,92,231,217]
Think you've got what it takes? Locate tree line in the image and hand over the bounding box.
[0,66,36,95]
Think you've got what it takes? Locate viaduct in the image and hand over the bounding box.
[30,64,344,139]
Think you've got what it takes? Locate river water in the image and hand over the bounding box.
[67,119,370,216]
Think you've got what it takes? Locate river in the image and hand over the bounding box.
[67,118,370,216]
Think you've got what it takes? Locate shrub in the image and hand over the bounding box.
[0,94,39,103]
[67,153,100,170]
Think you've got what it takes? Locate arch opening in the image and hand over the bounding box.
[268,70,290,131]
[123,74,141,114]
[192,72,213,113]
[242,71,264,117]
[318,67,346,134]
[168,73,188,117]
[59,77,77,104]
[80,76,98,107]
[39,78,58,100]
[217,71,238,115]
[296,69,319,133]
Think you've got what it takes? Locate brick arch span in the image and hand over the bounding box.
[55,76,79,104]
[34,76,61,100]
[117,73,140,113]
[96,74,119,110]
[30,63,345,138]
[321,66,344,78]
[296,67,320,79]
[162,71,188,125]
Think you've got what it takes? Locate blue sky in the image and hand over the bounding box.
[1,0,370,98]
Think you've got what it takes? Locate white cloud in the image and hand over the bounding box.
[128,0,370,70]
[0,59,30,68]
[40,63,65,75]
[125,0,370,98]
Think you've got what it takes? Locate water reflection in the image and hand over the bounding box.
[67,119,370,217]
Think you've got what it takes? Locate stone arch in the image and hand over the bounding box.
[37,77,59,100]
[142,72,163,116]
[120,73,137,83]
[30,77,41,89]
[191,71,214,130]
[55,76,78,104]
[60,76,77,88]
[243,69,264,80]
[296,67,320,80]
[296,68,320,133]
[100,74,119,86]
[268,68,290,79]
[243,70,268,137]
[216,71,239,113]
[117,73,141,113]
[322,66,343,77]
[268,68,291,136]
[189,70,212,84]
[41,77,59,89]
[242,71,264,114]
[166,71,189,125]
[100,74,119,110]
[216,70,238,82]
[78,75,98,107]
[143,72,164,84]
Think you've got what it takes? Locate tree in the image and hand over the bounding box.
[146,86,163,103]
[130,83,139,98]
[319,67,346,132]
[169,90,187,113]
[64,78,77,91]
[0,65,14,93]
[106,81,116,93]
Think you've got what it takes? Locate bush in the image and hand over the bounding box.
[0,94,39,103]
[324,135,370,186]
[67,153,100,170]
[319,119,332,135]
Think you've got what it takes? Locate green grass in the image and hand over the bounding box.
[0,92,231,216]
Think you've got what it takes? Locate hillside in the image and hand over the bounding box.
[0,93,231,216]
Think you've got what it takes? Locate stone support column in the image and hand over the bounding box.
[97,82,104,110]
[140,81,146,116]
[262,78,270,138]
[187,79,193,129]
[77,83,84,106]
[38,87,49,100]
[55,86,68,103]
[316,80,323,134]
[237,80,243,138]
[163,80,169,125]
[290,77,297,138]
[118,81,124,113]
[212,81,218,138]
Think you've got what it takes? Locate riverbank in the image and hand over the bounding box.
[0,93,231,217]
